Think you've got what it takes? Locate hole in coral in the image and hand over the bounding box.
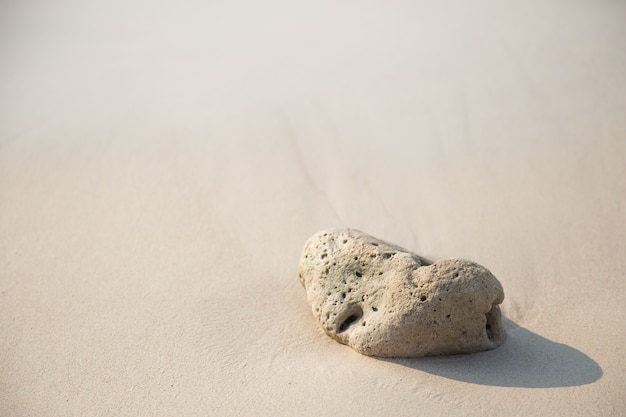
[382,253,395,260]
[372,306,378,311]
[341,292,346,299]
[355,271,362,278]
[420,295,427,302]
[321,253,327,259]
[419,257,432,266]
[343,239,348,244]
[338,307,363,333]
[371,243,379,246]
[485,305,501,341]
[340,315,358,330]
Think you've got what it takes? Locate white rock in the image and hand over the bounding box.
[298,229,505,357]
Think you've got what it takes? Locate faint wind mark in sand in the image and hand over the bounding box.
[282,117,346,227]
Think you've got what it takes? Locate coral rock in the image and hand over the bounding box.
[298,229,505,357]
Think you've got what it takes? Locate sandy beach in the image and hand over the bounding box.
[1,0,625,415]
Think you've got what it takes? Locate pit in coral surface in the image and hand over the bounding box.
[338,306,363,333]
[485,305,501,341]
[486,323,493,339]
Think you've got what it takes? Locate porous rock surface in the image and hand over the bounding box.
[298,229,505,357]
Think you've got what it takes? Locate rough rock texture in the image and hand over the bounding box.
[298,229,506,357]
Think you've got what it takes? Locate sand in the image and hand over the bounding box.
[1,0,625,415]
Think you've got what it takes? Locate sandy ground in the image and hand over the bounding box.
[1,0,625,415]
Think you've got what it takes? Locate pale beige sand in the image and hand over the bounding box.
[1,0,625,415]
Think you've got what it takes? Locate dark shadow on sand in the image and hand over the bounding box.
[382,318,602,388]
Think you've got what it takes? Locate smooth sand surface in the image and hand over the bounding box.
[1,0,625,415]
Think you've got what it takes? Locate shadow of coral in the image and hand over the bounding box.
[383,319,602,388]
